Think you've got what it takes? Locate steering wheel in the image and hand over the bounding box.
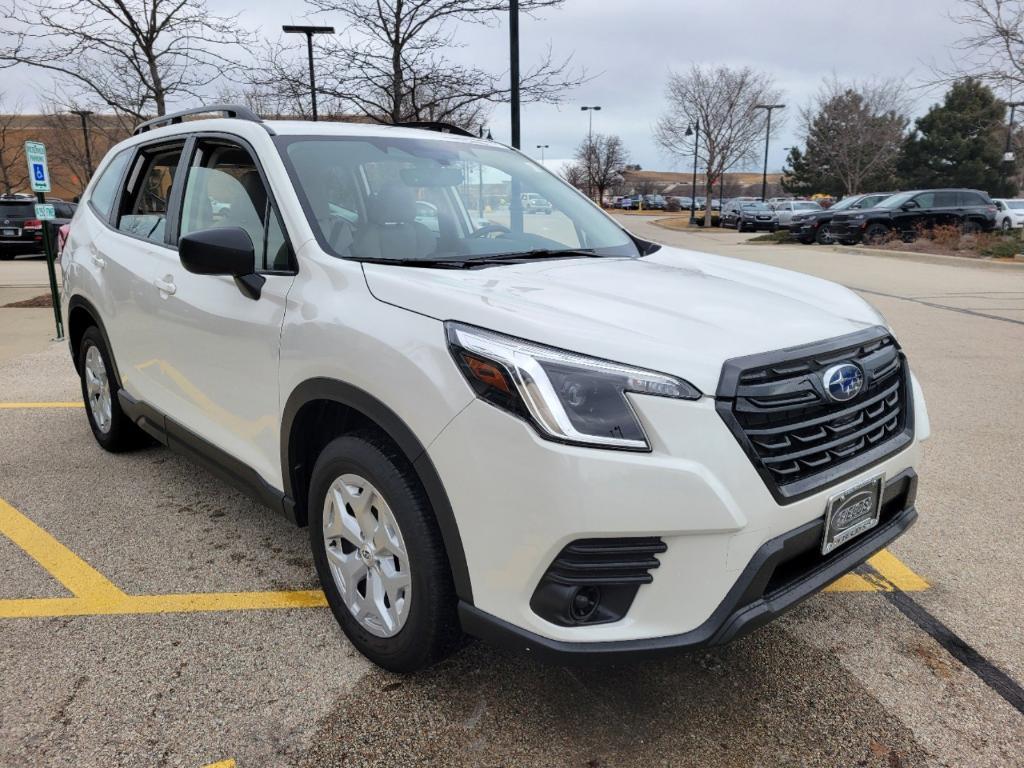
[470,223,512,238]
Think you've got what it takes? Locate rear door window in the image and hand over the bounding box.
[117,143,185,244]
[934,191,958,207]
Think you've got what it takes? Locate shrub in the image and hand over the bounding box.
[748,230,793,244]
[978,234,1022,258]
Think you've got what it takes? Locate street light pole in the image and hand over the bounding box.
[69,109,94,179]
[282,25,336,121]
[581,105,601,201]
[509,0,521,149]
[1003,101,1024,188]
[686,122,699,225]
[536,144,549,163]
[755,103,785,202]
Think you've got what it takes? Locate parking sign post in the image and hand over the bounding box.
[24,141,63,340]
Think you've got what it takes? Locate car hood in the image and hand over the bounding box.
[362,246,884,394]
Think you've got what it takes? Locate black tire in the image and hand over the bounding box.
[863,223,890,245]
[1001,218,1011,232]
[77,326,149,452]
[815,223,833,245]
[0,252,15,261]
[798,236,814,245]
[963,219,981,235]
[309,433,460,672]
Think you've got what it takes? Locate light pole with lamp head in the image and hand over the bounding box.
[580,106,601,201]
[69,109,94,179]
[685,122,699,225]
[1003,101,1024,189]
[536,144,549,163]
[282,25,335,121]
[754,103,785,202]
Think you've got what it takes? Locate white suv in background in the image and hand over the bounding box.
[62,106,930,671]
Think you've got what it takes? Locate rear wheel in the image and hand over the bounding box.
[77,326,149,452]
[309,433,460,672]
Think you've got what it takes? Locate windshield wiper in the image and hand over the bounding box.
[360,257,477,269]
[466,248,601,264]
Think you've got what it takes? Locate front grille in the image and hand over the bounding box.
[716,328,913,503]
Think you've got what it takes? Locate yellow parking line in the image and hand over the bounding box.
[203,760,236,768]
[0,498,126,602]
[0,402,83,409]
[0,494,928,620]
[0,496,327,619]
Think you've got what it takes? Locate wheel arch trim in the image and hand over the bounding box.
[281,377,473,604]
[67,295,120,381]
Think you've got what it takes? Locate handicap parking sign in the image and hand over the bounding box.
[24,141,51,193]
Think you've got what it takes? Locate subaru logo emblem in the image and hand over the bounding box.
[822,363,864,402]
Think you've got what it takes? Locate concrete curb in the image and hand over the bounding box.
[828,243,1024,270]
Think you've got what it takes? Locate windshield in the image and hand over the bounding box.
[1007,200,1024,210]
[278,135,638,263]
[875,191,917,210]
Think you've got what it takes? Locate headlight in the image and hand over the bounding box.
[446,322,702,450]
[852,214,866,220]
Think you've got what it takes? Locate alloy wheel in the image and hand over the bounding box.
[84,345,112,434]
[322,473,412,638]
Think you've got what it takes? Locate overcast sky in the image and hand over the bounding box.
[5,0,970,172]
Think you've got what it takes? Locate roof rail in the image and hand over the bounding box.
[133,104,263,136]
[391,121,478,138]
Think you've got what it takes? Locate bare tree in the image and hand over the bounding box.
[576,133,628,203]
[293,0,585,130]
[932,0,1024,93]
[560,161,586,191]
[0,94,28,195]
[655,65,782,202]
[39,96,132,194]
[0,0,255,119]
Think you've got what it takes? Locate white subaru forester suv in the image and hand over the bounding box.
[62,106,929,671]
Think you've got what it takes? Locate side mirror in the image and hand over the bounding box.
[900,202,917,211]
[179,226,264,300]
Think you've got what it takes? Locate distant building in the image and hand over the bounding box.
[618,169,784,199]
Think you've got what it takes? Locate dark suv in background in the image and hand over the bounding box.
[0,195,77,259]
[791,192,892,245]
[829,189,996,245]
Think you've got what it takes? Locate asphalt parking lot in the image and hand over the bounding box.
[1,221,1023,767]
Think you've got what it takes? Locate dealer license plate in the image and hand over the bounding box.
[821,475,883,555]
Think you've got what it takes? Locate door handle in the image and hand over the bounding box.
[154,276,176,296]
[89,245,105,269]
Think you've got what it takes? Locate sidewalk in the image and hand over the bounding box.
[0,259,63,362]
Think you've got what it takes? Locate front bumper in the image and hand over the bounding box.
[428,376,926,648]
[461,471,917,663]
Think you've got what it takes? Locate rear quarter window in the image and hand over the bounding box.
[88,149,132,221]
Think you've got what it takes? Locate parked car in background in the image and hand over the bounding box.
[830,189,997,245]
[721,199,773,230]
[0,195,77,260]
[672,196,694,211]
[643,194,667,210]
[791,193,892,245]
[772,200,823,227]
[522,193,553,214]
[993,199,1024,230]
[734,202,779,232]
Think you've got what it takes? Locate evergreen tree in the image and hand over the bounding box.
[897,79,1017,196]
[783,85,905,197]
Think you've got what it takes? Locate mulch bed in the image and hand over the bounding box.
[2,294,53,308]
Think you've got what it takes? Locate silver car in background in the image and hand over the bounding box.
[772,200,823,226]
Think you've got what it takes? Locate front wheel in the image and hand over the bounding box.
[1001,218,1011,232]
[815,224,834,245]
[309,433,460,672]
